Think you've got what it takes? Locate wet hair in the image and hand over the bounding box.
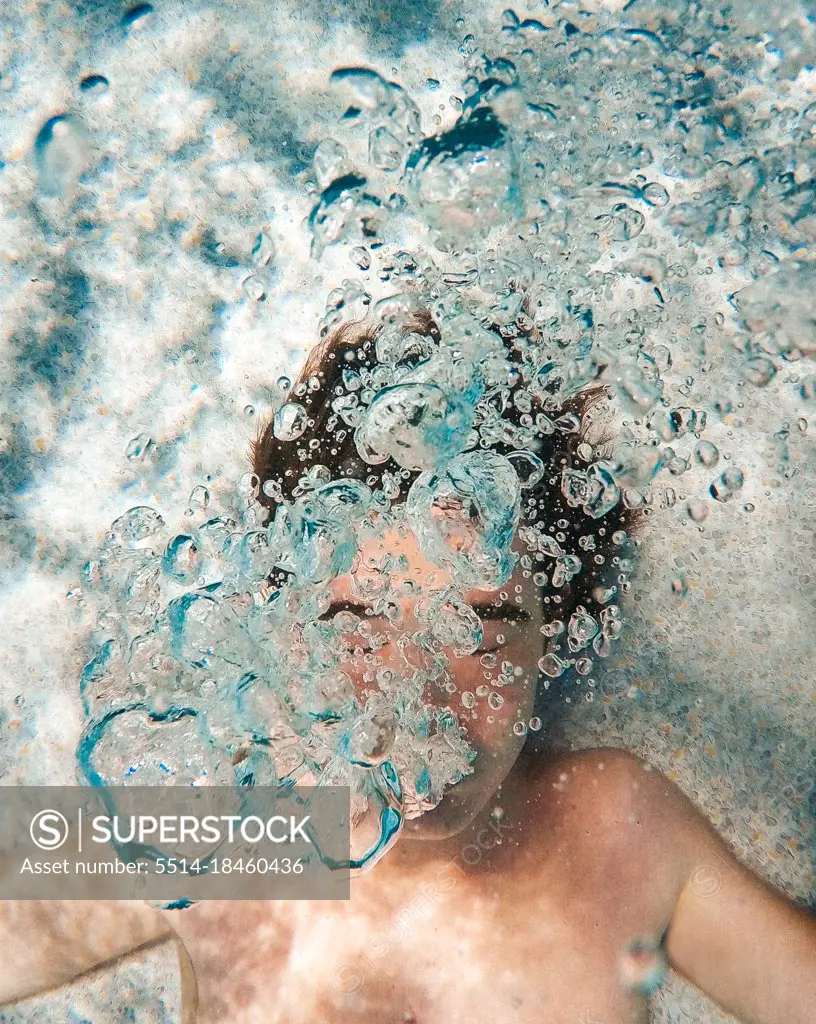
[250,308,644,742]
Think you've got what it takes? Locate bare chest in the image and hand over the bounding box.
[179,869,652,1024]
[310,902,648,1024]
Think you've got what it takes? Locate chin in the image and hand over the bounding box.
[401,773,495,842]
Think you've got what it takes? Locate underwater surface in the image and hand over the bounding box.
[0,0,815,1020]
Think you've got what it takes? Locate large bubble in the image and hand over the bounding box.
[407,450,521,590]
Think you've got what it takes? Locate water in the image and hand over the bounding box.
[1,0,815,1019]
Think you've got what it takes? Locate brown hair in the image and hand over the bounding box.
[249,307,644,739]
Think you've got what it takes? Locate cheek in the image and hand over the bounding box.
[455,632,539,703]
[449,659,537,751]
[462,706,528,767]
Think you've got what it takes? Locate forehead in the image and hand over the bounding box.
[330,525,541,613]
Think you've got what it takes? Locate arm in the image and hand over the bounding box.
[661,778,816,1024]
[0,900,170,1004]
[543,747,816,1024]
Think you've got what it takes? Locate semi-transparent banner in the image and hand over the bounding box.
[0,787,350,900]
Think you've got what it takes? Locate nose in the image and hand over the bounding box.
[339,612,462,710]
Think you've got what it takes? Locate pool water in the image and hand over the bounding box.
[0,0,814,1021]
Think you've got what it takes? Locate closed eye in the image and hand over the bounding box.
[319,599,391,655]
[470,601,532,624]
[318,599,387,622]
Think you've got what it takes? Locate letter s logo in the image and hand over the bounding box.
[30,809,70,850]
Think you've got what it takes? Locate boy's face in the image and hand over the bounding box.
[326,525,543,840]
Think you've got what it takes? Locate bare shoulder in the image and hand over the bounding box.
[532,746,678,823]
[526,748,699,925]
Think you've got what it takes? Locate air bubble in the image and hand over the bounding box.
[744,357,776,388]
[350,246,371,270]
[561,462,621,518]
[709,467,744,502]
[242,275,267,302]
[800,377,816,402]
[188,485,210,510]
[251,231,275,268]
[79,74,109,95]
[695,440,719,467]
[109,507,164,548]
[34,114,90,197]
[618,938,667,997]
[163,535,199,583]
[687,500,709,523]
[641,182,669,206]
[507,450,545,489]
[121,3,154,30]
[125,433,152,462]
[273,402,308,441]
[538,653,566,678]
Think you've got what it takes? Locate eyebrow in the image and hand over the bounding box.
[470,601,532,623]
